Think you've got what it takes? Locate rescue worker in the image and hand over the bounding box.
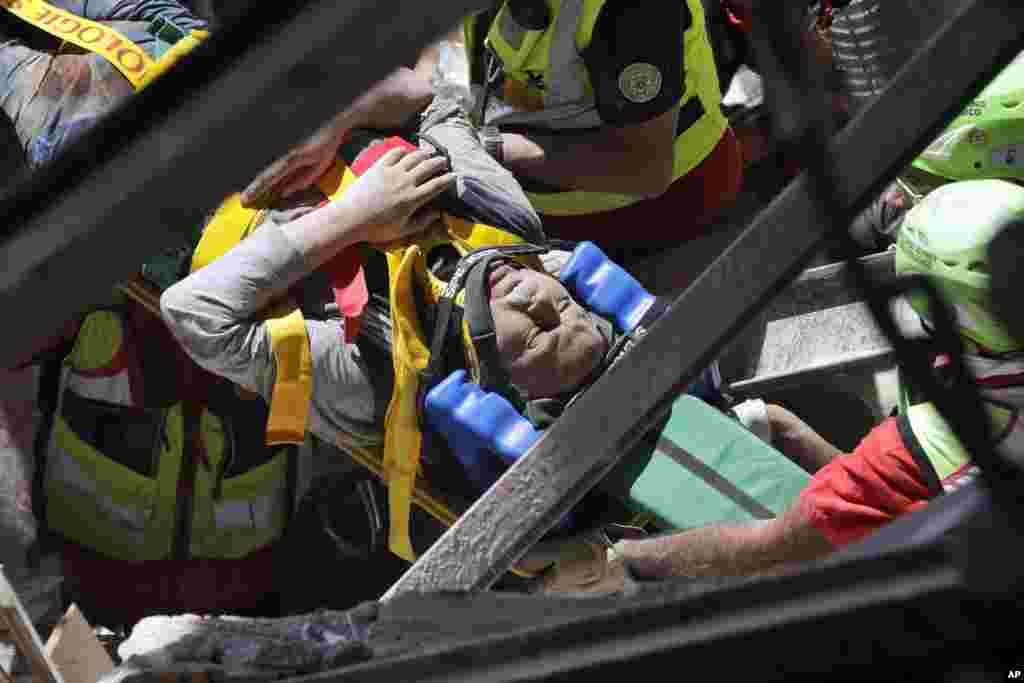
[0,0,314,629]
[0,0,208,171]
[244,1,742,293]
[849,50,1024,252]
[460,0,740,256]
[613,180,1024,578]
[44,297,305,626]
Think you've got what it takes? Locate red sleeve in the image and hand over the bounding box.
[797,418,934,548]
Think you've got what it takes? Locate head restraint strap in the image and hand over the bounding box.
[464,255,515,392]
[419,260,474,409]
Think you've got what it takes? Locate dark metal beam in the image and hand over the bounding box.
[383,0,1024,598]
[0,0,489,365]
[316,537,1017,683]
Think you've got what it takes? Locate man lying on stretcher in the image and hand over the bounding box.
[160,97,700,588]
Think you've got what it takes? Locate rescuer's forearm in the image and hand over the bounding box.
[500,108,679,196]
[330,67,434,135]
[615,506,835,579]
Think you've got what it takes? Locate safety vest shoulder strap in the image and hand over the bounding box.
[535,0,589,110]
[896,412,944,498]
[465,7,499,94]
[481,0,602,130]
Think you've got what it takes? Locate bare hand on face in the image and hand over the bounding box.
[341,147,455,244]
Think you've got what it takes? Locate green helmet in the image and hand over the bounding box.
[913,51,1024,182]
[895,179,1024,354]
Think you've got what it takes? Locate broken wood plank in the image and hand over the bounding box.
[45,606,114,683]
[0,569,63,683]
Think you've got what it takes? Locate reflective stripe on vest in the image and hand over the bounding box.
[0,0,207,91]
[189,414,291,559]
[214,491,280,529]
[49,437,149,537]
[470,0,727,216]
[63,308,135,405]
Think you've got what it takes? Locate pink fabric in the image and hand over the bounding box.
[0,367,41,518]
[322,136,418,341]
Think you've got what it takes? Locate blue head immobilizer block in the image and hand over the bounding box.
[424,369,541,491]
[424,370,575,532]
[423,242,721,531]
[559,241,656,334]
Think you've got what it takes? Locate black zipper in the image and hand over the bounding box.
[172,404,199,560]
[213,415,235,501]
[153,409,169,481]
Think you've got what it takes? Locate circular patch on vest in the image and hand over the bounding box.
[618,63,663,104]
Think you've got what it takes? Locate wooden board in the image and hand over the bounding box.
[44,606,114,683]
[0,568,62,683]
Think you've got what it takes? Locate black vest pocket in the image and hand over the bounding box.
[60,390,162,478]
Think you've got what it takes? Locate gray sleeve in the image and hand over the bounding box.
[160,224,382,443]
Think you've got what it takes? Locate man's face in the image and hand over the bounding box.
[489,263,609,399]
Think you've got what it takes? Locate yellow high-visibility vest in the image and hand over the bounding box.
[464,0,727,216]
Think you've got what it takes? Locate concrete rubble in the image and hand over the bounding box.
[100,607,375,681]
